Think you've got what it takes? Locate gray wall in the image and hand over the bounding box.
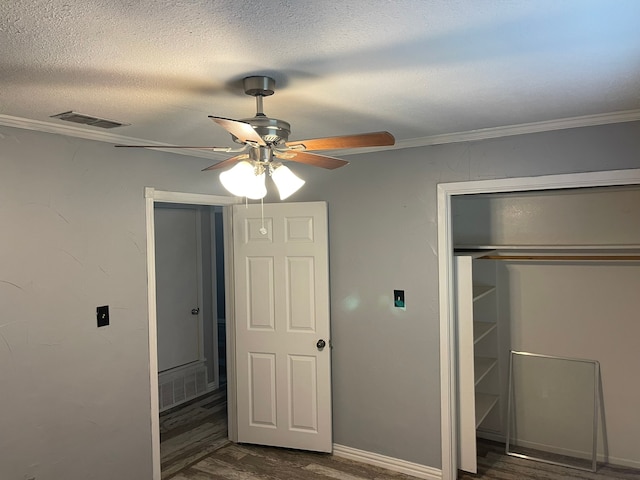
[452,186,640,246]
[1,121,640,478]
[504,261,640,466]
[0,128,227,480]
[295,121,640,468]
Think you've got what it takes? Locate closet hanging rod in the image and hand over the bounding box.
[480,255,640,261]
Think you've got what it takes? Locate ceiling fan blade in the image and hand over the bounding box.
[285,131,394,151]
[201,154,249,171]
[115,145,231,149]
[276,151,349,170]
[209,116,266,146]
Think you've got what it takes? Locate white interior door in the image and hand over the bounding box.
[155,207,201,372]
[233,201,332,452]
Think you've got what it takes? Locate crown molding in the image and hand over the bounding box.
[337,109,640,156]
[0,114,227,161]
[2,109,640,159]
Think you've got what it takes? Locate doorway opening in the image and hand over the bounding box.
[154,203,228,478]
[437,169,640,480]
[154,204,227,404]
[145,188,240,480]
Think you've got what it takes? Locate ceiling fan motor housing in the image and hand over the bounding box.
[237,76,290,144]
[239,115,291,145]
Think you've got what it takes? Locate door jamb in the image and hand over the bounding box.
[145,188,241,480]
[437,169,640,480]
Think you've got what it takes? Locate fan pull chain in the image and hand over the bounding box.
[259,198,267,235]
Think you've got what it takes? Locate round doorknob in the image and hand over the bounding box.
[191,308,200,315]
[316,339,326,350]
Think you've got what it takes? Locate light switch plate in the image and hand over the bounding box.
[394,290,405,309]
[97,305,109,327]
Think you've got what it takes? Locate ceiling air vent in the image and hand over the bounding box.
[50,111,130,129]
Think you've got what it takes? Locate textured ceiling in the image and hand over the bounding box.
[1,0,640,156]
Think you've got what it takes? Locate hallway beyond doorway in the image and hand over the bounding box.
[160,386,228,479]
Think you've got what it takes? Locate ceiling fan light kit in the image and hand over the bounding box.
[219,160,267,199]
[220,160,305,200]
[116,75,395,200]
[270,164,305,200]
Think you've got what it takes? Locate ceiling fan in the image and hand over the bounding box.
[116,75,395,198]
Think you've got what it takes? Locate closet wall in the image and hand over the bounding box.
[452,186,640,468]
[452,186,640,245]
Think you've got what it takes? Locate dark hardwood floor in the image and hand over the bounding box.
[161,396,640,480]
[172,442,418,480]
[160,386,229,479]
[169,438,640,480]
[458,439,640,480]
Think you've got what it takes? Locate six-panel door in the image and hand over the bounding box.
[233,202,332,452]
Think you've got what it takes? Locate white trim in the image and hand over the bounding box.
[3,109,640,158]
[437,184,456,480]
[600,455,639,470]
[0,114,228,160]
[437,169,640,480]
[324,110,640,156]
[395,110,640,148]
[145,188,241,480]
[509,438,640,470]
[145,194,161,480]
[332,444,441,480]
[146,189,242,205]
[222,205,238,442]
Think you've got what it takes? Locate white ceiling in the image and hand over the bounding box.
[2,0,640,158]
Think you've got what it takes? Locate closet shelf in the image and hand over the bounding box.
[473,285,496,302]
[455,244,640,251]
[474,357,497,386]
[456,245,640,261]
[474,322,497,344]
[475,393,499,428]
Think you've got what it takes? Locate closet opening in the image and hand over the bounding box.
[437,169,640,480]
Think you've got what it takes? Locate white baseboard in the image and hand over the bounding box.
[511,438,640,470]
[477,430,505,443]
[332,444,441,480]
[602,455,640,470]
[477,433,640,470]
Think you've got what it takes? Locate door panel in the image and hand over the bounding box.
[234,201,332,452]
[288,355,318,432]
[249,353,277,427]
[246,257,275,330]
[286,257,316,331]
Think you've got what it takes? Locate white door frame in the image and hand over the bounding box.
[437,168,640,480]
[144,188,241,480]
